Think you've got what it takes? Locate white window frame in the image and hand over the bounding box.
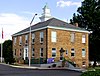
[40,48,43,57]
[23,47,28,60]
[71,48,75,57]
[19,36,22,45]
[71,33,75,43]
[82,62,86,67]
[82,35,86,43]
[82,49,86,57]
[52,48,56,58]
[14,37,16,45]
[25,35,28,43]
[40,32,44,43]
[32,33,35,44]
[32,48,35,57]
[51,31,56,42]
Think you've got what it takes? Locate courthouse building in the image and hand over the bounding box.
[12,4,90,68]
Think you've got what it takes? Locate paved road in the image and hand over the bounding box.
[0,64,82,76]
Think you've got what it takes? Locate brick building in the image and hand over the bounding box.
[12,4,90,68]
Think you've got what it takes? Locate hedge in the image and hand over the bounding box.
[81,69,100,76]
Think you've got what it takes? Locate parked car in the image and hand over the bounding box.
[89,61,100,66]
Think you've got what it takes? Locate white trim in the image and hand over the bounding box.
[82,49,86,57]
[52,48,56,58]
[51,31,56,42]
[32,48,35,57]
[12,27,47,36]
[40,32,44,43]
[40,48,43,58]
[24,46,28,60]
[47,26,90,33]
[12,26,90,36]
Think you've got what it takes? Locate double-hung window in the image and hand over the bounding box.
[25,35,28,44]
[14,37,16,45]
[82,49,86,57]
[32,48,35,57]
[19,36,22,45]
[40,48,43,57]
[52,48,56,58]
[71,48,75,57]
[32,33,35,44]
[51,31,56,42]
[71,33,75,43]
[82,35,86,43]
[40,32,44,43]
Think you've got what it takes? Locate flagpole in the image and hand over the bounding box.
[1,42,2,63]
[1,28,3,63]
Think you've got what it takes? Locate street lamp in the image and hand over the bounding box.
[29,14,37,67]
[59,48,65,61]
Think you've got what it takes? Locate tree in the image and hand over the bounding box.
[70,0,100,61]
[3,40,15,64]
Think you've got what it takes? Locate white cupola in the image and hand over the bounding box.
[39,3,53,22]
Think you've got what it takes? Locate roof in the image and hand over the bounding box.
[12,18,89,36]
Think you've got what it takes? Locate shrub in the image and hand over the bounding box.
[81,70,100,76]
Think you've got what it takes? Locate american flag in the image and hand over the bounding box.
[2,28,3,39]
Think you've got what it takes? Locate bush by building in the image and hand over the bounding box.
[81,69,100,76]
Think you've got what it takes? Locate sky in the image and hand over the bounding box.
[0,0,83,43]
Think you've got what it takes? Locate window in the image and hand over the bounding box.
[71,33,75,42]
[82,35,86,43]
[20,49,22,56]
[32,48,35,57]
[14,37,16,45]
[52,48,56,58]
[24,48,28,60]
[19,36,22,45]
[25,35,28,43]
[14,49,16,56]
[82,62,86,67]
[82,49,86,57]
[51,31,56,42]
[66,50,68,56]
[40,32,44,43]
[25,49,28,58]
[40,48,43,57]
[71,48,75,57]
[32,33,35,44]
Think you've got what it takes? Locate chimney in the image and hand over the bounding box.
[75,23,78,27]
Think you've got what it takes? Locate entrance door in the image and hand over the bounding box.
[24,47,28,60]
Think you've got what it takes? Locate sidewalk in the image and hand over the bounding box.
[0,63,86,72]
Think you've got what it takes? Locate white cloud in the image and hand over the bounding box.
[0,13,29,26]
[0,13,39,43]
[57,0,81,8]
